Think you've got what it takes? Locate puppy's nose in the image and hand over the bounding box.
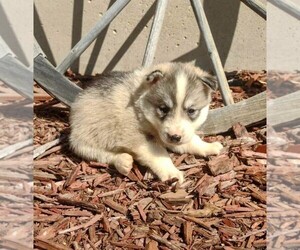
[167,133,182,143]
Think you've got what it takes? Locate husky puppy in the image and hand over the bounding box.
[69,62,223,184]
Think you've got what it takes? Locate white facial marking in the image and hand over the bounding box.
[163,72,195,144]
[176,72,187,112]
[193,104,209,129]
[166,73,188,138]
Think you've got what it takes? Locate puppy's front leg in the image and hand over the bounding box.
[170,134,223,156]
[135,142,184,184]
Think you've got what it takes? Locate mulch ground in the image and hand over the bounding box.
[32,70,268,250]
[267,72,300,249]
[0,81,33,250]
[1,70,298,250]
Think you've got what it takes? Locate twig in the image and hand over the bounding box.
[0,139,32,159]
[58,214,103,234]
[57,196,103,214]
[34,136,65,159]
[4,145,33,159]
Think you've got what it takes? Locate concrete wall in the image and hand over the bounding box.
[0,0,33,67]
[267,0,300,71]
[34,0,266,74]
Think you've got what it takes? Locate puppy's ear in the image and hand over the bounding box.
[146,70,164,85]
[199,74,218,91]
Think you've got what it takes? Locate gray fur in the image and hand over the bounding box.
[199,75,218,91]
[85,71,128,94]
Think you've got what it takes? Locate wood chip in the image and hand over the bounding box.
[63,164,80,189]
[103,198,128,215]
[57,196,103,214]
[207,155,234,176]
[183,203,222,218]
[137,204,147,222]
[149,232,181,250]
[145,240,159,250]
[58,214,103,234]
[183,221,193,245]
[0,238,32,250]
[35,238,71,250]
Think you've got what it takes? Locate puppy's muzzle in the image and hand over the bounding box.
[167,133,182,143]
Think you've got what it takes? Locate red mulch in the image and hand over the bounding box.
[33,71,267,250]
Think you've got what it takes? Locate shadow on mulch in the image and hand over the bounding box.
[34,105,70,124]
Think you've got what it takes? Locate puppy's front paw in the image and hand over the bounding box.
[114,153,133,176]
[158,167,184,184]
[196,141,223,157]
[206,142,223,155]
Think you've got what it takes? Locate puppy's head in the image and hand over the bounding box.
[137,62,217,146]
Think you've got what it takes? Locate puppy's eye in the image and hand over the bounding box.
[187,108,196,115]
[157,106,170,117]
[186,108,199,119]
[158,106,170,114]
